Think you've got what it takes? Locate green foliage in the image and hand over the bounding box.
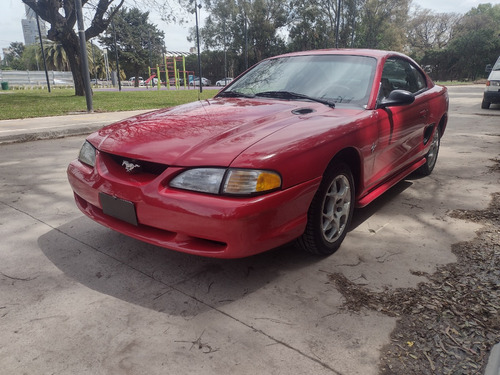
[22,0,125,96]
[8,1,500,84]
[2,42,26,69]
[447,5,500,80]
[406,9,461,61]
[0,89,218,120]
[420,4,500,81]
[42,41,70,71]
[99,8,166,85]
[199,0,289,74]
[355,0,410,50]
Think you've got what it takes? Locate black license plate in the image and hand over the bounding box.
[99,193,138,226]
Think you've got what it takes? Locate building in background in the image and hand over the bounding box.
[21,5,47,46]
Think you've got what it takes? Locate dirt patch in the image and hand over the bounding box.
[327,178,499,374]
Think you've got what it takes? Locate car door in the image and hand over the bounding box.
[369,57,431,186]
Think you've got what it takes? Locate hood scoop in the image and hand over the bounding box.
[292,108,315,115]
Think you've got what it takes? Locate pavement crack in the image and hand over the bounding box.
[0,271,36,282]
[0,199,344,374]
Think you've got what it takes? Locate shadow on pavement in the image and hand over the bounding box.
[37,220,321,317]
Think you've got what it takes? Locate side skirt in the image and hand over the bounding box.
[356,158,426,208]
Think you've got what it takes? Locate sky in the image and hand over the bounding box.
[2,0,500,59]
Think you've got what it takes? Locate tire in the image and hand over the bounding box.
[417,127,440,176]
[298,163,355,255]
[481,98,490,109]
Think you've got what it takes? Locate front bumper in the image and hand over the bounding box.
[484,89,500,104]
[67,153,320,258]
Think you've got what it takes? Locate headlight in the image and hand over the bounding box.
[169,168,282,196]
[78,141,96,167]
[170,168,226,194]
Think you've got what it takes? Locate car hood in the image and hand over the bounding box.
[89,98,356,167]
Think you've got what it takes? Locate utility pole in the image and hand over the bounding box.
[35,14,50,93]
[75,0,93,112]
[195,0,203,93]
[148,30,152,68]
[112,20,122,91]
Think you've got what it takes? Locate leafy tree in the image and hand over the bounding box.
[288,1,330,51]
[22,0,125,96]
[18,44,39,70]
[447,5,500,80]
[3,42,26,68]
[199,0,289,74]
[99,7,166,86]
[355,0,410,50]
[406,8,461,61]
[88,43,108,80]
[288,0,363,51]
[418,4,500,81]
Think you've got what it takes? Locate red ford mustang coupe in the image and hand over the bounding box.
[67,49,448,258]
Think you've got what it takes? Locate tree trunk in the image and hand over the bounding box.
[134,68,141,87]
[60,33,85,96]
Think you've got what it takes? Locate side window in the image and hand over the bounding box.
[379,58,428,99]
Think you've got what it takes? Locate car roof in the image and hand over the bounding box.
[271,48,407,61]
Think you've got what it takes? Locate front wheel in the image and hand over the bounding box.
[298,163,355,255]
[417,128,440,176]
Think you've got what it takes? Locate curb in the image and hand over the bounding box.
[0,125,102,145]
[0,109,153,145]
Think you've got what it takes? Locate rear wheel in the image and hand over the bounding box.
[417,128,440,176]
[481,98,490,109]
[298,163,355,255]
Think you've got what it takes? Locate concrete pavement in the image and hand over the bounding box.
[1,86,499,374]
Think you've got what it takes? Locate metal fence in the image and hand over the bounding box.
[0,70,74,86]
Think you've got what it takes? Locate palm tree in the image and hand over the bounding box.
[41,41,70,71]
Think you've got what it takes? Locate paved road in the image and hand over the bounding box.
[0,85,499,374]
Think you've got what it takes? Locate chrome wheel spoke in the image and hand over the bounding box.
[321,175,351,243]
[427,131,439,167]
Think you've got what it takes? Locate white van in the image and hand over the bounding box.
[482,56,500,109]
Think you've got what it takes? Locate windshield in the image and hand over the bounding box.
[493,57,500,71]
[220,54,377,108]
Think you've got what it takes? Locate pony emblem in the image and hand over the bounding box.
[122,160,142,174]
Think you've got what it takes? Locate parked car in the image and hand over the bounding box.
[189,77,211,86]
[482,55,500,109]
[168,77,184,86]
[129,76,144,86]
[216,77,233,86]
[68,49,448,259]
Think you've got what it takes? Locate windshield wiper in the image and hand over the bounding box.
[218,90,255,98]
[255,91,335,108]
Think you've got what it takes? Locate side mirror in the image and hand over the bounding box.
[378,89,415,108]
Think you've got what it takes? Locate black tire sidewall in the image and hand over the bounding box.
[305,163,355,254]
[418,128,440,176]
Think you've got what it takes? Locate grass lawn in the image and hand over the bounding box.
[0,88,218,120]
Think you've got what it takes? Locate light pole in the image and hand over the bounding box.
[195,0,203,93]
[35,14,50,93]
[223,20,227,84]
[111,20,121,91]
